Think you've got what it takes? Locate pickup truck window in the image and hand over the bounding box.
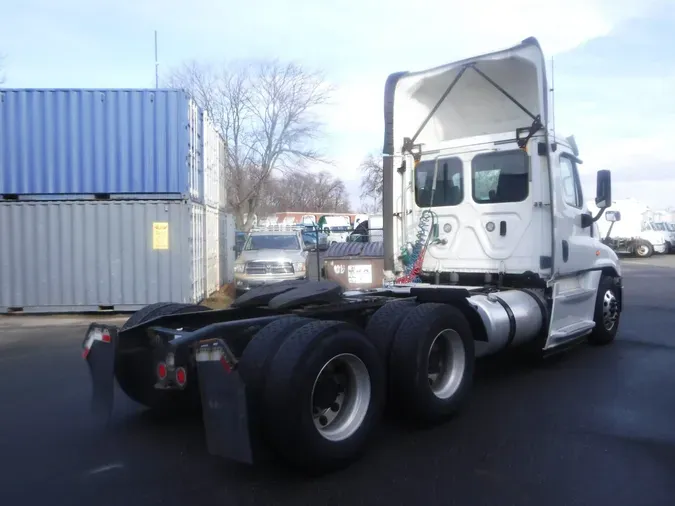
[472,150,529,204]
[415,157,463,207]
[245,234,300,251]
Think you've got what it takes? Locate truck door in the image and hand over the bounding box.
[555,153,596,275]
[547,151,599,348]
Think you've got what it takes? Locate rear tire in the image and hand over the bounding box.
[364,299,417,361]
[587,275,621,346]
[263,320,385,473]
[389,303,475,424]
[116,303,210,410]
[238,316,313,430]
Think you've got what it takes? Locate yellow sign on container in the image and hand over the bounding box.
[152,222,169,250]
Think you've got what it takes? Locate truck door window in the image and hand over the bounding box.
[559,156,583,208]
[471,150,529,204]
[415,157,463,207]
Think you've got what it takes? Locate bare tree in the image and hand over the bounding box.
[262,170,351,215]
[359,152,383,210]
[166,60,332,230]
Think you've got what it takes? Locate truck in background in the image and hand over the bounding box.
[317,214,353,244]
[645,221,675,252]
[589,198,668,258]
[81,37,622,474]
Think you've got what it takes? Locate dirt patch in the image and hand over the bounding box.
[203,283,235,310]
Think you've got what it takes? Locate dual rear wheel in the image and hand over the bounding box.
[240,302,475,472]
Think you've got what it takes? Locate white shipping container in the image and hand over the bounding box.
[203,112,225,209]
[188,100,204,202]
[0,200,208,313]
[205,206,220,296]
[191,204,206,303]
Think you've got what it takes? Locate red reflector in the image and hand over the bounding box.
[175,367,187,386]
[157,362,167,380]
[82,348,90,359]
[101,330,111,343]
[220,357,231,373]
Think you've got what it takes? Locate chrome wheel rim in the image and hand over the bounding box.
[637,245,649,256]
[311,353,371,442]
[427,329,466,399]
[602,289,619,331]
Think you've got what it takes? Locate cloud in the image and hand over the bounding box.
[311,1,671,206]
[2,0,671,210]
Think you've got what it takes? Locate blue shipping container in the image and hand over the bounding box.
[0,89,204,199]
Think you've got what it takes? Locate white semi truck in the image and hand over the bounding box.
[589,198,668,257]
[82,37,622,474]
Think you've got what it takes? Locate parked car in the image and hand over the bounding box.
[233,228,311,295]
[301,229,329,250]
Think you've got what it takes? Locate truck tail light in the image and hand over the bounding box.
[157,362,167,380]
[175,367,187,386]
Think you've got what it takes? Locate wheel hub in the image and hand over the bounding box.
[427,329,466,400]
[312,374,343,412]
[310,354,371,442]
[602,289,619,331]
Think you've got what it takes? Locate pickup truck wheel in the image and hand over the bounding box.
[116,303,210,411]
[389,303,475,424]
[635,241,653,258]
[238,316,313,431]
[364,299,417,361]
[263,320,385,473]
[587,276,621,346]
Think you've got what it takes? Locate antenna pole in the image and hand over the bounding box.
[154,30,159,88]
[550,57,555,140]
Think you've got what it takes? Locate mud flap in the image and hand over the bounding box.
[82,324,118,420]
[196,340,254,465]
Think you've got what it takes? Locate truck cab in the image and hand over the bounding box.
[383,36,621,352]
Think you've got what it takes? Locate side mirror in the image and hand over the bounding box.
[605,211,621,222]
[595,170,612,209]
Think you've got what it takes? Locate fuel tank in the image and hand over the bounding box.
[468,288,547,357]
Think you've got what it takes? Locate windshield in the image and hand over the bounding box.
[302,231,326,245]
[245,234,300,250]
[651,222,666,231]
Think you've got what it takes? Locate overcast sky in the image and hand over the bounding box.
[2,0,673,210]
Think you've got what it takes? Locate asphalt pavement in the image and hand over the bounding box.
[1,257,675,506]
